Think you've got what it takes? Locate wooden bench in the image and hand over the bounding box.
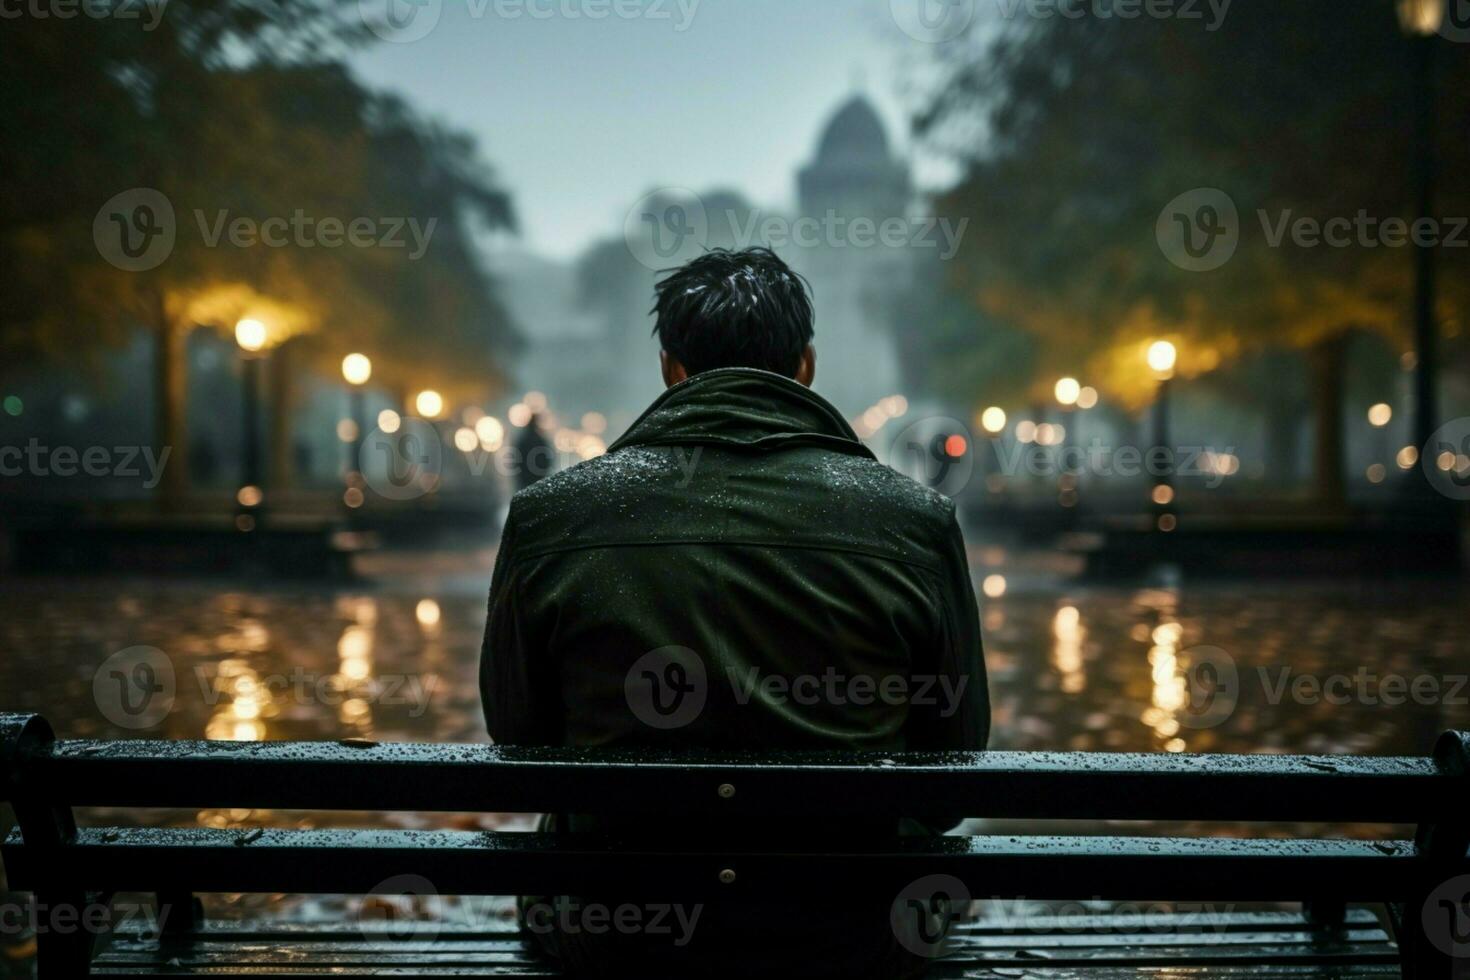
[2,712,1467,978]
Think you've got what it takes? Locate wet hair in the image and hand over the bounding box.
[650,247,814,378]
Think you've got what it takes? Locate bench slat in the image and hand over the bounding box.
[2,827,1435,901]
[92,928,1392,959]
[85,970,1403,979]
[91,967,561,977]
[84,915,1401,977]
[27,740,1455,822]
[94,906,1385,941]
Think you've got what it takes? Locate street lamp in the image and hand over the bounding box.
[978,406,1007,494]
[415,389,444,419]
[1054,378,1081,497]
[342,354,372,485]
[1369,402,1394,486]
[1147,341,1179,524]
[234,319,268,525]
[342,353,372,387]
[1397,0,1445,465]
[1147,341,1178,376]
[235,318,267,354]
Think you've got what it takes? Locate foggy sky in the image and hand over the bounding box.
[349,0,962,259]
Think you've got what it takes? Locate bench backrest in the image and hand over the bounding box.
[2,713,1468,974]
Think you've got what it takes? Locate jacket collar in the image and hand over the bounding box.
[608,367,875,459]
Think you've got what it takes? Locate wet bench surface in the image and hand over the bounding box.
[78,910,1407,978]
[2,714,1466,978]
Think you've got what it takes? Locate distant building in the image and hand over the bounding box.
[797,96,911,224]
[510,95,917,437]
[792,95,913,420]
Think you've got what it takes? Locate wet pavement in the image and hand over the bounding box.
[3,543,1464,757]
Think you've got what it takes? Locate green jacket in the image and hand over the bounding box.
[481,367,989,756]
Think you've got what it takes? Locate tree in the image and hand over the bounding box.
[915,0,1470,503]
[1,1,517,507]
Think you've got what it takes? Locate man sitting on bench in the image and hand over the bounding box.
[480,246,990,977]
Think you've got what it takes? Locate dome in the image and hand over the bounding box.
[814,96,891,164]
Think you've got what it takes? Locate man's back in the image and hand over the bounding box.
[482,368,988,756]
[479,247,988,977]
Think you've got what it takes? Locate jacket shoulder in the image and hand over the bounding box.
[504,445,689,539]
[811,451,957,521]
[511,445,686,506]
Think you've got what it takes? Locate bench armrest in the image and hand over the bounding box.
[0,714,53,806]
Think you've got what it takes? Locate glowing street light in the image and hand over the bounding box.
[342,353,372,387]
[1368,403,1393,428]
[415,390,444,419]
[475,415,506,452]
[234,318,268,353]
[1147,340,1178,377]
[1054,377,1081,407]
[1398,0,1445,35]
[979,407,1007,435]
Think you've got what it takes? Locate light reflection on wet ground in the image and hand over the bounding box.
[5,552,1464,758]
[3,545,1467,765]
[1,545,1467,929]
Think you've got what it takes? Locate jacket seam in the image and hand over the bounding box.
[510,537,945,572]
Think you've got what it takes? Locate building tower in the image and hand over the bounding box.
[793,96,913,420]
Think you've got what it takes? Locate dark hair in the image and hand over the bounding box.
[650,247,814,378]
